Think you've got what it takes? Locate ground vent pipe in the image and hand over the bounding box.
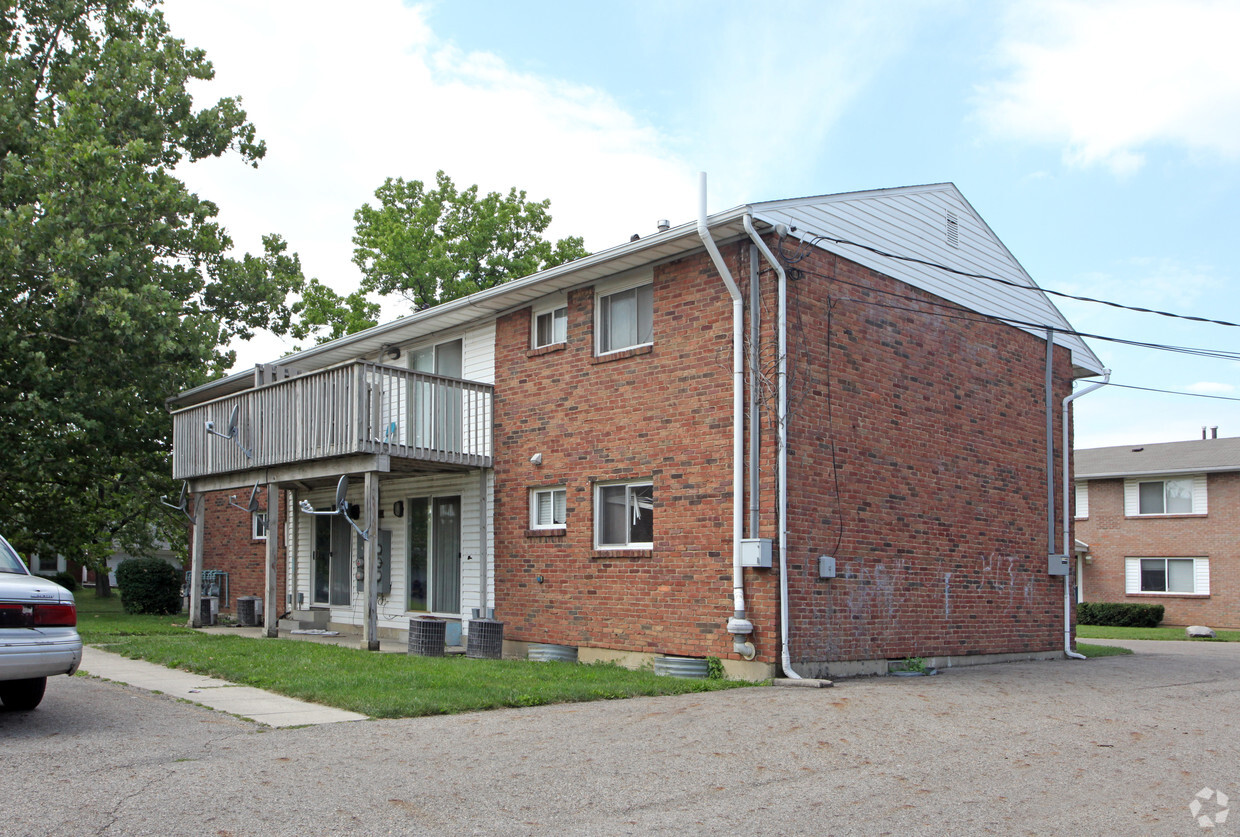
[743,213,802,680]
[696,173,754,659]
[1061,369,1110,660]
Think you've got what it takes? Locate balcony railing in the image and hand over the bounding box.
[172,362,493,480]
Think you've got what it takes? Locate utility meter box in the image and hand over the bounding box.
[1047,553,1070,576]
[740,538,772,568]
[818,555,837,579]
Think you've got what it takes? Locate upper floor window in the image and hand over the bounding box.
[1125,475,1205,516]
[531,487,567,530]
[533,305,567,348]
[596,481,653,548]
[1074,481,1089,520]
[597,283,653,355]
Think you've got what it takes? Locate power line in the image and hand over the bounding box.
[789,231,1240,329]
[789,264,1240,363]
[1094,381,1240,403]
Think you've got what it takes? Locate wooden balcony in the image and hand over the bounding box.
[172,361,493,482]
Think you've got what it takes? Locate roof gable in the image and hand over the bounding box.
[750,184,1103,377]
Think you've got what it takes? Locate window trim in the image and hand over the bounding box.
[530,486,567,531]
[532,304,568,349]
[595,277,654,357]
[1125,556,1210,596]
[594,480,654,550]
[252,510,268,541]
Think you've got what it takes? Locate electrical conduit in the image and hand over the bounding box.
[1061,370,1109,660]
[743,214,802,679]
[696,174,754,658]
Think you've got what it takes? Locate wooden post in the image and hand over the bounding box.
[189,491,204,628]
[363,470,379,651]
[478,468,488,616]
[264,483,279,637]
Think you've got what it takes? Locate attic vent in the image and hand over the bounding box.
[945,211,960,248]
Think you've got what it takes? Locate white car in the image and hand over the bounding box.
[0,533,82,710]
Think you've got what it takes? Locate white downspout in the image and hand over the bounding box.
[696,173,754,659]
[743,214,801,680]
[1061,369,1110,660]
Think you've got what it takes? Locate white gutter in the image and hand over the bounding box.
[1061,369,1110,660]
[696,173,754,659]
[743,214,802,680]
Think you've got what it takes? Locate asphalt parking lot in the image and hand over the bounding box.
[5,639,1238,836]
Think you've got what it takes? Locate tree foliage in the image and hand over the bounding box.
[295,170,588,342]
[0,0,304,573]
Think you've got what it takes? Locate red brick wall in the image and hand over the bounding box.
[781,246,1077,663]
[1077,474,1240,628]
[492,245,777,661]
[492,238,1077,665]
[194,488,286,613]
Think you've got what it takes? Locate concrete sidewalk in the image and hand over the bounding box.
[78,646,369,728]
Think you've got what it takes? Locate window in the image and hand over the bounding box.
[1125,557,1210,595]
[252,511,268,540]
[1125,475,1205,516]
[595,481,653,548]
[531,487,567,529]
[597,283,653,354]
[533,306,567,348]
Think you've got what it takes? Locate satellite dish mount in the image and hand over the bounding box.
[159,481,194,523]
[298,475,369,541]
[205,405,252,459]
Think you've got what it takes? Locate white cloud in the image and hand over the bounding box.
[977,0,1240,174]
[1185,382,1236,395]
[160,0,697,369]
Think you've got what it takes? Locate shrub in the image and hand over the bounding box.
[115,558,182,615]
[1076,601,1164,628]
[37,571,79,591]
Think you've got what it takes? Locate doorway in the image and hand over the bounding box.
[312,514,351,606]
[406,495,461,614]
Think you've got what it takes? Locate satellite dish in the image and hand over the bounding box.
[159,481,193,523]
[334,475,349,512]
[226,405,239,438]
[228,481,261,514]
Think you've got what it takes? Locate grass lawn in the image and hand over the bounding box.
[1074,642,1133,658]
[1077,625,1240,642]
[75,593,759,718]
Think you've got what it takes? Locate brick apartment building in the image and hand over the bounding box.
[1075,435,1240,629]
[170,182,1104,679]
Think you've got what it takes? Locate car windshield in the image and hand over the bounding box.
[0,535,30,575]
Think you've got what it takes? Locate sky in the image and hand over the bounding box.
[159,0,1240,451]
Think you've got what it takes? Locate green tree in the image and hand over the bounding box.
[294,171,588,342]
[0,0,304,589]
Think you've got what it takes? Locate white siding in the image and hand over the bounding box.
[289,471,494,631]
[463,320,496,384]
[754,185,1103,375]
[1074,481,1089,520]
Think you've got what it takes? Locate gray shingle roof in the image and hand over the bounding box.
[1075,436,1240,478]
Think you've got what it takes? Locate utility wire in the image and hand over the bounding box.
[1093,381,1240,403]
[792,231,1240,329]
[783,262,1240,363]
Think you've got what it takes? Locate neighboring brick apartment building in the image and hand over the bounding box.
[1075,435,1240,629]
[169,182,1104,679]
